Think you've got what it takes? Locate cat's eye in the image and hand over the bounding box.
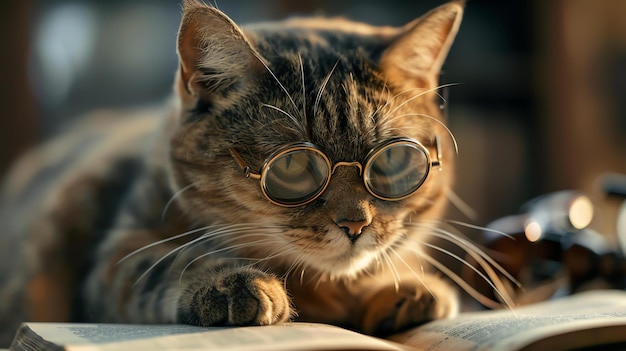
[262,148,331,206]
[229,136,442,207]
[364,141,431,200]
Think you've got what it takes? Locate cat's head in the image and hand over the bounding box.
[167,0,463,278]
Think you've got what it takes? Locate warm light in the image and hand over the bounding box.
[569,196,594,229]
[524,221,543,242]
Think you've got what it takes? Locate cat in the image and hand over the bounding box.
[0,0,467,346]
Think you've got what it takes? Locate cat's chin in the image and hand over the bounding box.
[304,249,380,279]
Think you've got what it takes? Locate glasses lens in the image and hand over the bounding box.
[365,143,429,199]
[263,148,330,205]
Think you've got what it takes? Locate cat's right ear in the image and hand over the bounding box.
[176,0,264,103]
[380,1,463,92]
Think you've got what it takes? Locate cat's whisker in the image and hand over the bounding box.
[375,88,425,135]
[220,242,298,274]
[313,58,341,119]
[410,222,520,287]
[375,86,426,122]
[379,249,401,292]
[118,224,215,264]
[384,112,458,155]
[445,188,478,221]
[281,251,310,285]
[280,240,314,281]
[119,223,282,265]
[132,240,199,287]
[402,200,438,226]
[178,237,286,285]
[243,240,304,267]
[416,249,510,310]
[419,241,515,309]
[367,254,380,277]
[131,225,288,286]
[172,228,281,264]
[216,231,318,287]
[261,104,305,135]
[251,51,302,122]
[299,265,307,286]
[134,231,251,284]
[404,219,520,308]
[370,83,393,123]
[388,247,437,301]
[382,83,459,120]
[298,53,307,127]
[443,219,515,240]
[257,118,303,138]
[313,271,328,290]
[245,248,302,279]
[161,183,196,222]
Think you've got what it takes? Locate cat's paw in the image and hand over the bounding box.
[356,279,457,336]
[178,268,291,326]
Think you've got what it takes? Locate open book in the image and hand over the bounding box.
[10,290,626,351]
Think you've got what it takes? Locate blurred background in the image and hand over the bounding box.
[0,0,624,242]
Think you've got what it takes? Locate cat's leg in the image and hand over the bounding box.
[353,273,458,336]
[83,230,291,326]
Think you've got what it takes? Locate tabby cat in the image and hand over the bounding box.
[0,0,465,346]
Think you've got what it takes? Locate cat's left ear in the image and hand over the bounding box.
[176,0,264,103]
[380,1,464,90]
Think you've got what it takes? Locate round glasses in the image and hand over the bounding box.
[229,136,442,207]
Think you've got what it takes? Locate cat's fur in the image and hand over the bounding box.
[0,0,464,346]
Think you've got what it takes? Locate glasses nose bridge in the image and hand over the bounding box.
[331,161,363,176]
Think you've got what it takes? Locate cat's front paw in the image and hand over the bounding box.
[178,268,291,326]
[356,278,457,336]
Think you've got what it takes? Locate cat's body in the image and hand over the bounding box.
[0,1,464,346]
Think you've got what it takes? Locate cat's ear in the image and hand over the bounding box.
[176,0,264,101]
[380,1,463,90]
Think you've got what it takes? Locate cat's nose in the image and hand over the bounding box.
[337,219,370,242]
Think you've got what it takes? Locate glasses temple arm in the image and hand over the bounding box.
[229,148,262,180]
[432,135,443,170]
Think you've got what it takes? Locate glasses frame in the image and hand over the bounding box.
[229,135,443,207]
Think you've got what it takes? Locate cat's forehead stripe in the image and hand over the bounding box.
[245,16,400,37]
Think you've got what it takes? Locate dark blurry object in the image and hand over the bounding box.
[463,190,626,308]
[601,173,626,262]
[602,173,626,198]
[520,190,595,238]
[0,1,37,177]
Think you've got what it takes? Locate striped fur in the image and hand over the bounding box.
[0,0,464,346]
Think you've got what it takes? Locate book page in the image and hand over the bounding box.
[19,323,210,346]
[22,322,412,351]
[392,290,626,351]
